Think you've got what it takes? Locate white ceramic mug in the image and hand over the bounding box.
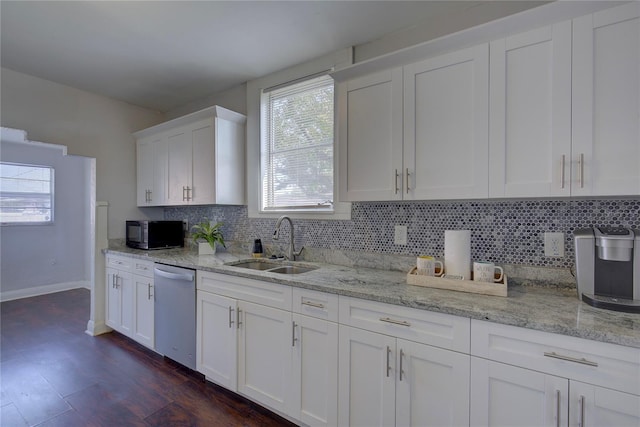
[417,256,444,277]
[473,261,504,283]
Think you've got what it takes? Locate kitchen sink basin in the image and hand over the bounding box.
[266,265,317,275]
[228,261,317,274]
[230,261,279,271]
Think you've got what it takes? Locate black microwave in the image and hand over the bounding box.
[126,220,184,250]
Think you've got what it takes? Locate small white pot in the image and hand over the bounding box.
[198,241,216,255]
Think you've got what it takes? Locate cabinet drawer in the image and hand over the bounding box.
[292,287,338,322]
[471,319,640,396]
[106,254,132,272]
[132,259,154,278]
[197,271,292,311]
[339,296,470,353]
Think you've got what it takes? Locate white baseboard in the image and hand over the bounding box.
[0,280,90,302]
[85,319,112,336]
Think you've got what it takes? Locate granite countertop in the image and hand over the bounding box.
[105,244,640,349]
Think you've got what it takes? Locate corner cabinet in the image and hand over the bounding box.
[134,106,246,207]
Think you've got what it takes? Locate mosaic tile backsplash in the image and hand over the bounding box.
[165,198,640,269]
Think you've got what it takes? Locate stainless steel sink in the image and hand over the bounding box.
[228,261,317,274]
[267,265,317,275]
[230,261,279,271]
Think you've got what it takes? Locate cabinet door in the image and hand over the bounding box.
[166,127,191,205]
[118,271,134,338]
[404,44,489,200]
[190,119,215,205]
[133,274,154,349]
[291,313,338,427]
[396,339,470,427]
[470,357,568,427]
[136,136,167,206]
[338,68,404,201]
[105,267,120,330]
[338,325,396,427]
[196,291,237,391]
[489,22,572,198]
[569,381,640,427]
[572,3,640,196]
[237,301,292,414]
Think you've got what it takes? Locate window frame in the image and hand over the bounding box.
[246,49,352,220]
[0,161,55,226]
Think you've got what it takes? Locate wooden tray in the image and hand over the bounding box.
[406,267,508,297]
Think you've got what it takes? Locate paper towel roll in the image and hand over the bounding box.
[444,230,471,280]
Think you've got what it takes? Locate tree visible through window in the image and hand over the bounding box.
[0,162,54,224]
[262,74,334,211]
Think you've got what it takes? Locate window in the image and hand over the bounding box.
[0,162,54,224]
[261,74,334,212]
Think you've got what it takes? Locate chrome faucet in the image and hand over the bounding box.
[273,215,304,261]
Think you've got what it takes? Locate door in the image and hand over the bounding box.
[396,339,470,427]
[489,22,572,198]
[190,119,215,204]
[237,301,292,414]
[338,325,396,427]
[569,381,640,427]
[338,68,404,201]
[572,3,640,196]
[470,357,568,427]
[404,43,489,200]
[133,274,154,349]
[196,291,238,391]
[118,271,134,337]
[136,136,167,206]
[166,126,191,205]
[105,267,121,331]
[291,313,338,427]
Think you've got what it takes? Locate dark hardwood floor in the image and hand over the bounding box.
[0,288,297,427]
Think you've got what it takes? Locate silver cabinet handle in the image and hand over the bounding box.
[292,321,298,347]
[380,317,411,327]
[579,153,585,188]
[386,346,392,377]
[555,390,561,427]
[406,168,411,193]
[399,348,405,381]
[112,274,116,288]
[395,169,400,194]
[147,283,153,300]
[301,300,325,309]
[560,155,566,189]
[543,352,598,367]
[148,189,152,202]
[182,186,187,201]
[237,308,242,328]
[578,395,585,427]
[228,306,234,328]
[188,186,192,201]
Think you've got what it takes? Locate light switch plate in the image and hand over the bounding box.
[394,225,407,245]
[544,232,564,257]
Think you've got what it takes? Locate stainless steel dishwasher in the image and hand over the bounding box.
[154,263,196,370]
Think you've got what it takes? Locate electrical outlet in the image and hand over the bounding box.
[394,225,407,245]
[544,232,564,257]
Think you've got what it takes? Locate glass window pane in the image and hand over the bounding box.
[0,162,54,224]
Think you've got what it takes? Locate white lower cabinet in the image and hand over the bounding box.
[569,380,640,427]
[237,300,293,414]
[338,325,470,427]
[105,255,155,349]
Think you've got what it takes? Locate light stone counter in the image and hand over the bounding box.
[105,243,640,349]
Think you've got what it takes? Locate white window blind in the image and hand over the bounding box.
[262,74,334,211]
[0,162,54,224]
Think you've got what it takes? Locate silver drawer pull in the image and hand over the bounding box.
[544,352,598,367]
[379,317,411,327]
[302,300,325,309]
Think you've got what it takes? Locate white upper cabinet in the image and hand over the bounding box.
[572,3,640,196]
[134,106,246,207]
[404,43,489,200]
[489,22,572,198]
[338,68,403,201]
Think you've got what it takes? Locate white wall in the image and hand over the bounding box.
[0,67,165,238]
[0,137,92,299]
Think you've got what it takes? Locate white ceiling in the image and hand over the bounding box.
[1,1,544,113]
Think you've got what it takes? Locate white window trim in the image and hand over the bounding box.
[246,48,353,220]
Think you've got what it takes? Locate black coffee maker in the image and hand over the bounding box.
[574,227,640,313]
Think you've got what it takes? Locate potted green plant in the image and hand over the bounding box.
[191,220,226,255]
